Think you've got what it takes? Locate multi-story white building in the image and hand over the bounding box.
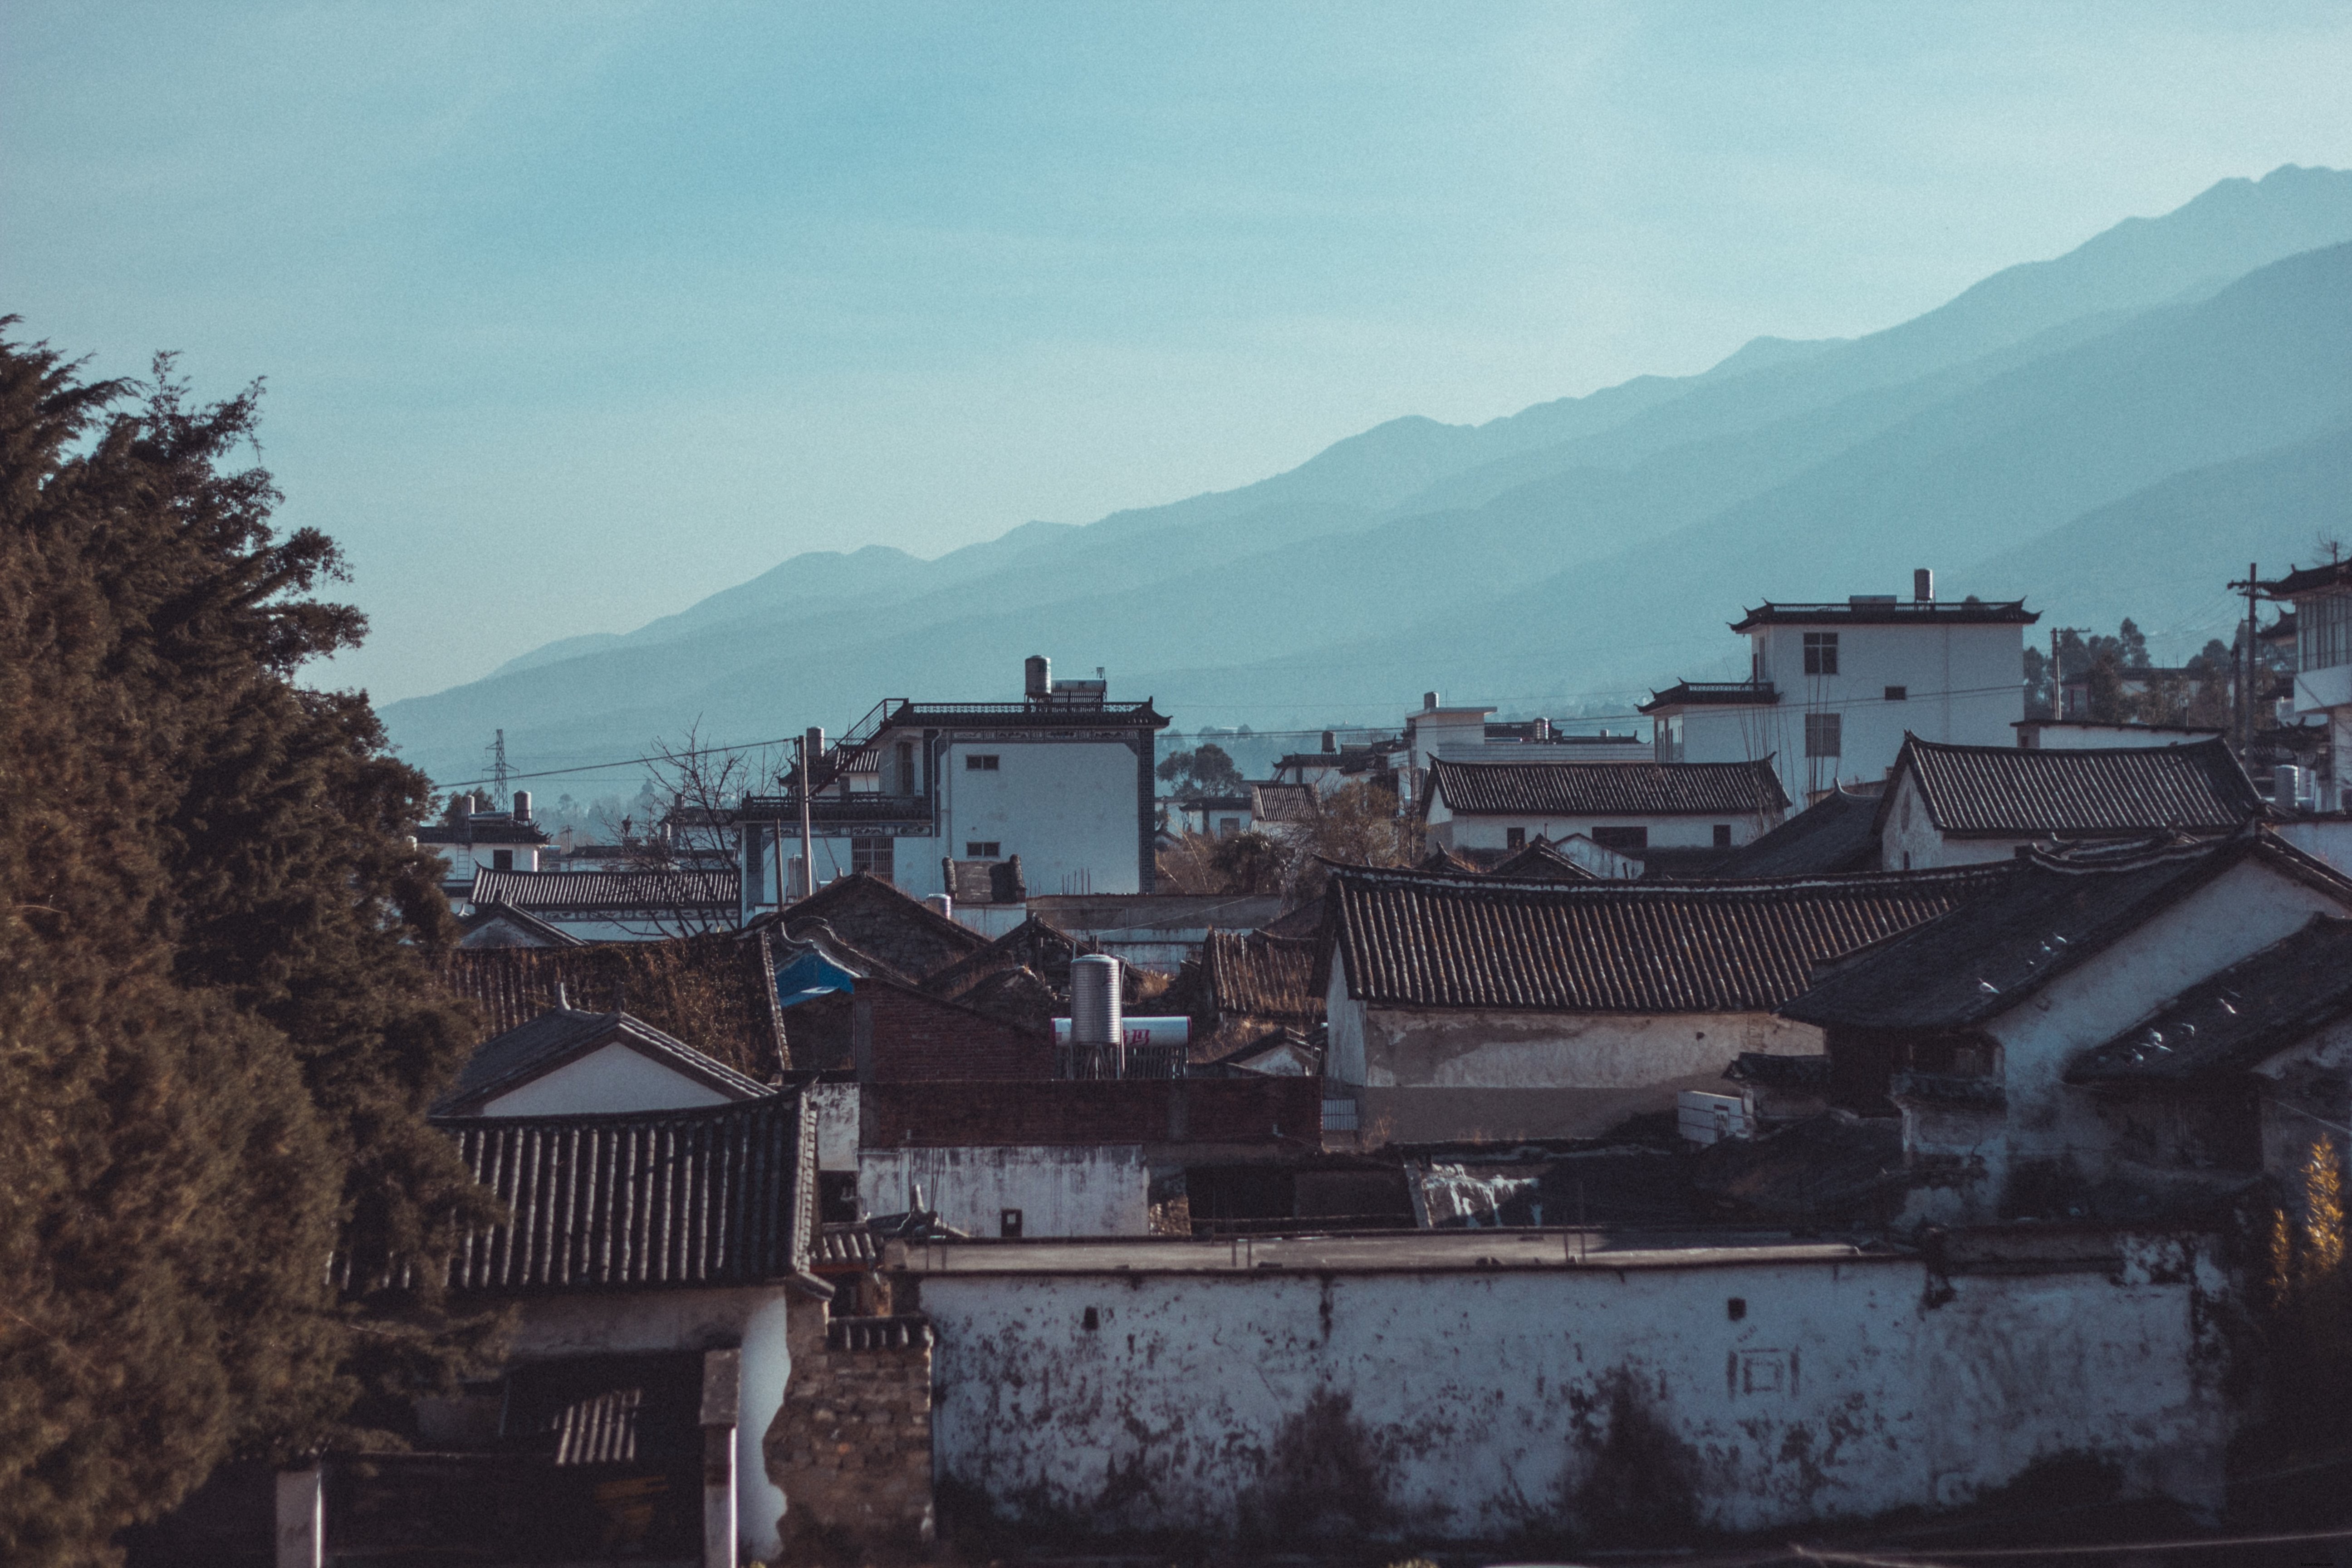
[1641,572,2037,800]
[415,790,551,898]
[2261,557,2352,812]
[737,656,1169,915]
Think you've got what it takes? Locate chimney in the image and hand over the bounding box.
[1914,568,1935,603]
[1024,655,1051,699]
[1423,691,1439,711]
[1321,730,1338,754]
[512,789,532,823]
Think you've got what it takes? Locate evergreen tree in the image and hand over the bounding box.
[0,327,501,1566]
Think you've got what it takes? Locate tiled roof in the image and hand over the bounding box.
[1488,838,1599,882]
[1720,788,1883,877]
[1321,862,1999,1013]
[1890,735,2263,838]
[1783,834,2352,1032]
[456,903,587,948]
[1730,598,2037,630]
[882,698,1168,730]
[2068,916,2352,1084]
[923,916,1093,1001]
[438,1094,815,1293]
[814,1221,881,1271]
[1260,897,1324,939]
[437,935,786,1082]
[469,867,739,911]
[943,855,1026,905]
[1250,783,1320,825]
[1426,757,1790,819]
[418,817,552,846]
[2258,559,2352,598]
[1639,681,1779,714]
[435,1008,772,1115]
[752,874,990,980]
[1201,931,1322,1022]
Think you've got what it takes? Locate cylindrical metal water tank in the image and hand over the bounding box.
[1070,954,1123,1046]
[1025,654,1051,699]
[511,789,533,822]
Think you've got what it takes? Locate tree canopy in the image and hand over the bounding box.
[0,328,499,1565]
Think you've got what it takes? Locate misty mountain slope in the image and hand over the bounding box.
[432,304,2184,771]
[1966,422,2352,651]
[384,169,2352,784]
[475,166,2352,687]
[1376,167,2352,521]
[1131,241,2352,719]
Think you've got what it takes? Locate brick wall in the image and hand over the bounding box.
[862,1076,1321,1147]
[783,980,1052,1080]
[766,1310,935,1554]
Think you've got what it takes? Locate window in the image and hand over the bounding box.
[1805,711,1842,757]
[1883,685,1907,701]
[1592,825,1648,853]
[851,835,894,881]
[491,849,513,871]
[896,740,917,794]
[1712,824,1733,848]
[999,1209,1024,1240]
[965,753,1000,771]
[2304,591,2352,671]
[1506,827,1527,850]
[965,840,1001,858]
[1218,817,1242,838]
[1803,632,1839,676]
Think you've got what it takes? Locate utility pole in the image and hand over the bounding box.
[797,729,820,902]
[485,729,510,810]
[2225,563,2261,758]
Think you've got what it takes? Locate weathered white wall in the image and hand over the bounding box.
[2276,817,2352,876]
[503,1285,800,1561]
[1877,771,2026,871]
[860,1145,1151,1237]
[478,1042,735,1117]
[1907,856,2352,1224]
[811,1082,860,1171]
[1326,957,1823,1144]
[917,1242,2225,1539]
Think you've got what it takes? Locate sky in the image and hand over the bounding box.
[6,2,2351,704]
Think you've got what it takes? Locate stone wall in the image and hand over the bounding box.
[766,1312,936,1555]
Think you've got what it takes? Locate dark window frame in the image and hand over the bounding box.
[965,753,1001,771]
[1884,685,1908,701]
[1803,632,1839,676]
[965,840,1001,858]
[1805,711,1843,757]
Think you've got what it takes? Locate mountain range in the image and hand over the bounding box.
[382,165,2352,789]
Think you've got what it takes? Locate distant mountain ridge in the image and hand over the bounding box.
[387,165,2352,787]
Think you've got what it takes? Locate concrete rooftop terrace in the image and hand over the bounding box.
[887,1228,1910,1276]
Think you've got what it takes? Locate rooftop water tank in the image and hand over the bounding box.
[1070,954,1123,1047]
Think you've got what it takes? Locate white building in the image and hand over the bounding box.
[738,656,1168,916]
[2261,557,2352,811]
[1781,831,2352,1229]
[1874,734,2266,871]
[1641,573,2037,800]
[416,789,551,896]
[1317,861,2003,1146]
[1420,755,1789,861]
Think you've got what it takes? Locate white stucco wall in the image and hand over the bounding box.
[860,1145,1151,1237]
[478,1042,735,1117]
[503,1285,802,1561]
[2275,817,2352,876]
[1906,856,2352,1224]
[916,1241,2225,1539]
[1673,620,2026,794]
[1324,955,1823,1145]
[1876,771,2029,872]
[939,738,1144,897]
[1430,811,1766,854]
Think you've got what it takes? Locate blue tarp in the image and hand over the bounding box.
[773,949,859,1009]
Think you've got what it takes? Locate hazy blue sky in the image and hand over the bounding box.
[6,2,2349,702]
